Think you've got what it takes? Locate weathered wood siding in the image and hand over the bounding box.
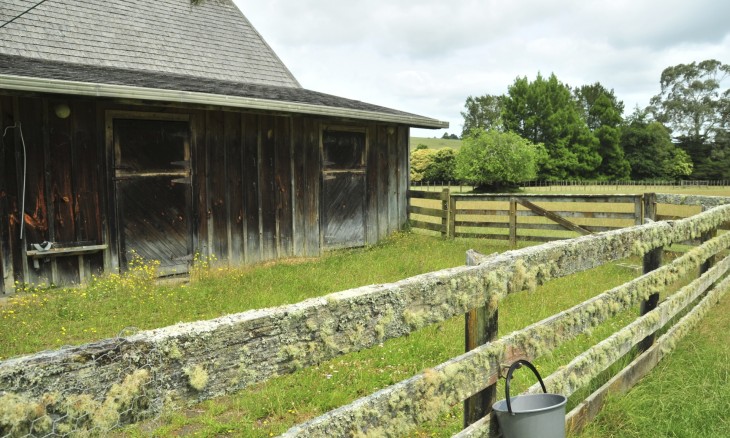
[0,92,409,291]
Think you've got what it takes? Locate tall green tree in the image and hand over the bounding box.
[649,59,730,178]
[621,110,692,180]
[455,129,545,189]
[574,83,630,180]
[460,94,505,137]
[502,73,601,180]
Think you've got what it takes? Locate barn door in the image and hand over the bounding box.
[113,116,192,276]
[321,129,366,249]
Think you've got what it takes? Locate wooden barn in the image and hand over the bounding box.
[0,0,446,292]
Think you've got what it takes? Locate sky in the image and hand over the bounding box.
[233,0,730,138]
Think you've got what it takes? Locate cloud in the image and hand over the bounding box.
[234,0,729,136]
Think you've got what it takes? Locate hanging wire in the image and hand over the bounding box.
[2,123,27,240]
[0,0,51,30]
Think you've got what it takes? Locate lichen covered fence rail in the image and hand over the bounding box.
[2,196,730,436]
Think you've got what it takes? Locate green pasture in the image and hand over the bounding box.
[409,136,463,151]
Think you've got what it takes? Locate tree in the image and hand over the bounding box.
[502,73,601,180]
[460,94,505,137]
[410,147,458,182]
[424,148,457,182]
[410,148,436,182]
[455,129,545,188]
[621,110,692,180]
[649,59,730,178]
[574,83,630,180]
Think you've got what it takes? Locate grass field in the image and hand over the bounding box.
[3,184,730,436]
[409,136,462,150]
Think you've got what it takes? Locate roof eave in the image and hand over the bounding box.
[0,74,449,129]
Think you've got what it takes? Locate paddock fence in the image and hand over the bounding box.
[2,195,730,437]
[408,190,728,245]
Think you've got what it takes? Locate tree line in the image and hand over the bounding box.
[412,59,729,189]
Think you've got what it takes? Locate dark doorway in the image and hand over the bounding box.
[113,116,192,276]
[321,129,366,249]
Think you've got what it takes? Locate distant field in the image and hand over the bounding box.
[410,136,462,150]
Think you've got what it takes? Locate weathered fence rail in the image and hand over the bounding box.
[2,195,730,437]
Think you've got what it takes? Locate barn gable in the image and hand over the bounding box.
[0,0,447,292]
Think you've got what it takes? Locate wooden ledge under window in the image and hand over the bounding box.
[26,244,108,258]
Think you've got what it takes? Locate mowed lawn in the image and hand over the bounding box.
[1,184,729,436]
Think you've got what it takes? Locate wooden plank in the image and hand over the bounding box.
[455,233,510,240]
[241,114,260,264]
[18,97,48,284]
[377,127,389,239]
[397,126,409,232]
[408,205,448,218]
[0,95,17,292]
[407,190,444,200]
[387,127,398,235]
[275,116,293,257]
[410,220,445,233]
[259,116,277,261]
[192,111,209,260]
[290,117,306,256]
[224,112,243,265]
[516,198,592,235]
[48,98,79,285]
[303,118,320,257]
[207,111,228,264]
[450,194,641,203]
[364,124,379,245]
[71,100,102,283]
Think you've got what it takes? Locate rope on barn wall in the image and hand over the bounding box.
[2,122,27,240]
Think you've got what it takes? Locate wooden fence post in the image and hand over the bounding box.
[509,198,517,248]
[634,195,644,225]
[639,193,661,352]
[448,193,457,238]
[463,251,498,427]
[441,188,450,237]
[700,206,718,276]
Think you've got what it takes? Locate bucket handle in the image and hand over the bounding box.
[504,359,547,415]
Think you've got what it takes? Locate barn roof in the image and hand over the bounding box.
[0,0,447,129]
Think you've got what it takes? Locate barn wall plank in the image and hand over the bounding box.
[259,116,278,261]
[397,126,409,230]
[376,126,388,240]
[224,112,243,264]
[387,127,398,235]
[303,118,320,257]
[275,116,293,257]
[242,114,261,264]
[48,98,79,284]
[291,117,306,256]
[0,96,17,292]
[365,124,378,245]
[207,111,228,264]
[192,111,208,258]
[17,97,49,284]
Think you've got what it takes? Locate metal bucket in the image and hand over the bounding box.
[492,359,567,438]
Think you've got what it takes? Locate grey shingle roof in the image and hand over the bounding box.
[0,0,300,88]
[0,54,434,119]
[0,0,447,128]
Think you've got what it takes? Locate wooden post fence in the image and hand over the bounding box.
[639,193,661,352]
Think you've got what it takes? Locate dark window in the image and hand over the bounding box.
[322,130,365,170]
[115,119,188,172]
